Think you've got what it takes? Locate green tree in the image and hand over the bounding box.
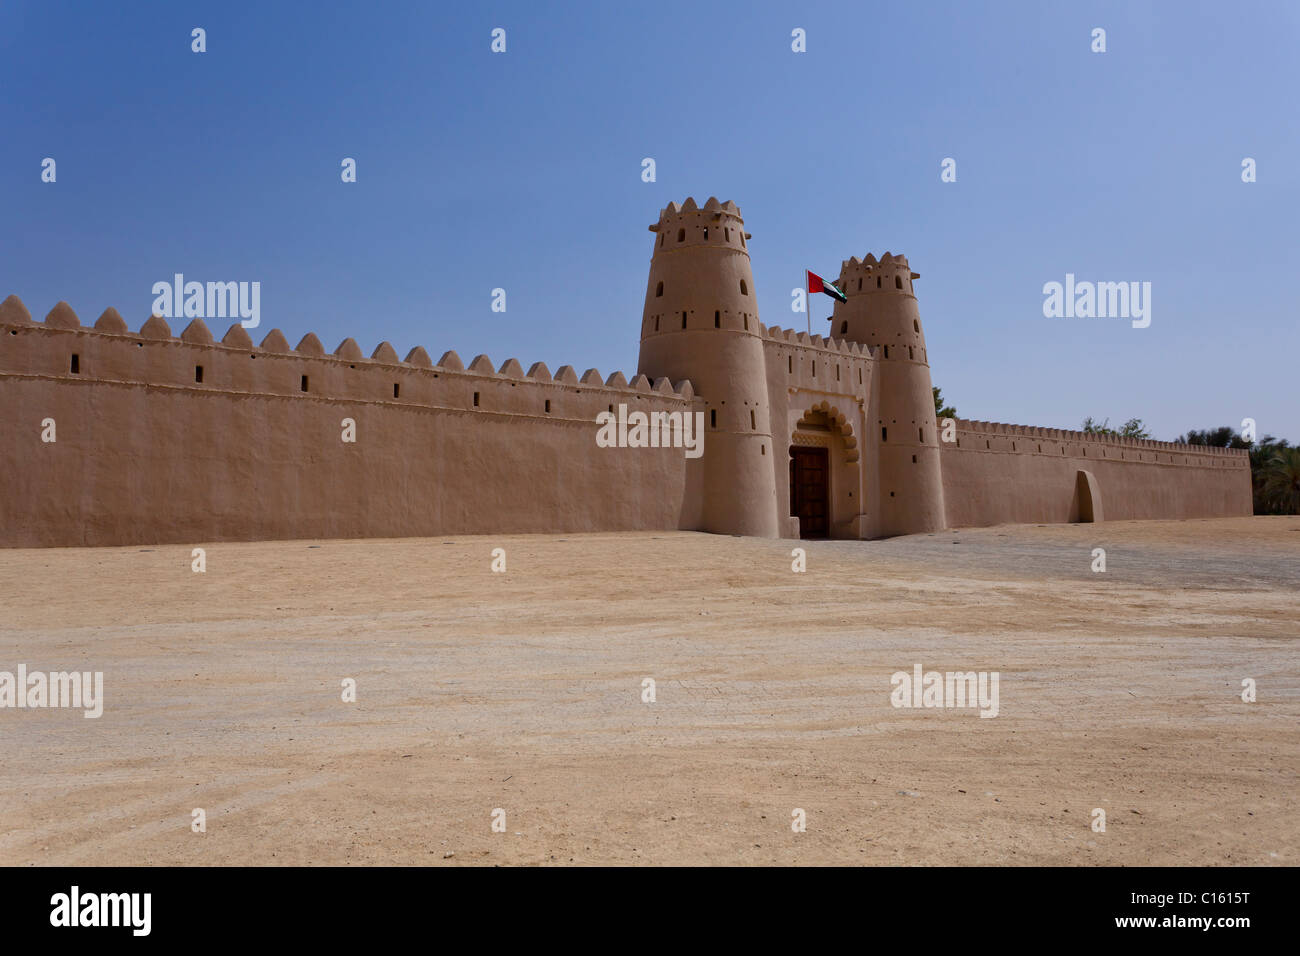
[933,386,957,420]
[1249,436,1296,514]
[1117,418,1151,439]
[1177,427,1296,514]
[1081,417,1151,439]
[1176,425,1250,449]
[1260,447,1300,514]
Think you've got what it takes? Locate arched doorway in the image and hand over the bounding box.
[789,405,859,539]
[1074,469,1103,522]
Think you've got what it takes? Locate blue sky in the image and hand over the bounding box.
[2,0,1296,440]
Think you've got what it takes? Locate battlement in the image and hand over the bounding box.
[0,296,700,409]
[836,253,919,296]
[648,197,751,252]
[652,196,743,223]
[760,324,874,400]
[763,324,873,359]
[950,418,1250,463]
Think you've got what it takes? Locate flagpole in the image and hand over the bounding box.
[806,269,811,335]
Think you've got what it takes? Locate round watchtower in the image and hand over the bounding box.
[830,253,946,536]
[637,197,779,537]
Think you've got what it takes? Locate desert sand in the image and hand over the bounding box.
[0,516,1296,866]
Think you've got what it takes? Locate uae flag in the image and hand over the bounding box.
[807,270,847,303]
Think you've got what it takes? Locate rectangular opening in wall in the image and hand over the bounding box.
[545,399,551,413]
[654,316,659,332]
[858,368,862,384]
[912,455,917,463]
[710,409,717,428]
[788,356,792,374]
[750,409,755,429]
[70,354,79,374]
[743,315,749,330]
[882,426,888,442]
[682,312,687,329]
[473,391,480,407]
[884,345,889,359]
[393,383,400,398]
[836,365,841,381]
[195,365,203,383]
[919,428,924,442]
[714,311,720,328]
[301,375,309,392]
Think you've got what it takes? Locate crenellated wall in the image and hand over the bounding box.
[0,196,1258,549]
[940,418,1252,527]
[0,297,704,547]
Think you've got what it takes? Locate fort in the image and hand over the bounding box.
[0,197,1252,548]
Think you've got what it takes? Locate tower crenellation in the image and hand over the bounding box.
[835,253,919,298]
[648,197,750,255]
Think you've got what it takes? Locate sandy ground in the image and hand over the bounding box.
[0,516,1296,866]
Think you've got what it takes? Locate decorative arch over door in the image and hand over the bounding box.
[795,403,858,461]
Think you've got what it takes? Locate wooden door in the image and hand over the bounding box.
[789,446,829,538]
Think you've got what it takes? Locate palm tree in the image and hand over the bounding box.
[1261,447,1300,514]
